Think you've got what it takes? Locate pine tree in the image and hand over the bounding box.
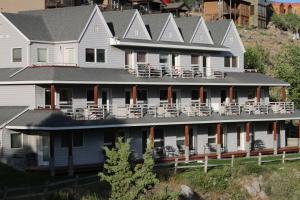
[99,137,158,200]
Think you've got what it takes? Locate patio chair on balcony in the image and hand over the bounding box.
[156,106,165,117]
[115,107,128,118]
[75,108,85,120]
[164,146,178,157]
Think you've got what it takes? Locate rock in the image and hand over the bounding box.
[258,191,268,199]
[245,185,257,197]
[180,185,194,199]
[252,180,261,193]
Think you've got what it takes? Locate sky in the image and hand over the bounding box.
[271,0,300,2]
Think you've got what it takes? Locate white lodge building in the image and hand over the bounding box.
[0,5,300,175]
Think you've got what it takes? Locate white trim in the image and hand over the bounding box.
[190,17,214,45]
[6,116,300,131]
[110,39,230,52]
[122,10,152,40]
[221,21,246,53]
[78,6,113,42]
[157,14,184,43]
[0,80,290,87]
[0,12,30,42]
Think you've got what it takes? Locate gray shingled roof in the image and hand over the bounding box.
[7,109,300,130]
[175,16,201,43]
[0,106,27,128]
[103,9,136,38]
[0,67,289,86]
[206,19,232,45]
[3,5,95,41]
[142,13,170,40]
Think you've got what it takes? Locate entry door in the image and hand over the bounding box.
[172,54,180,67]
[38,135,50,166]
[172,90,181,105]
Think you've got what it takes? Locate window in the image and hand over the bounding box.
[37,48,47,62]
[137,90,147,102]
[59,89,73,104]
[221,90,227,103]
[85,48,95,62]
[73,133,83,147]
[96,49,105,63]
[12,48,22,62]
[125,90,131,105]
[191,54,199,65]
[232,56,238,68]
[11,133,22,148]
[191,90,199,101]
[202,56,207,68]
[247,89,255,100]
[237,126,241,147]
[224,56,231,67]
[159,53,169,64]
[45,88,51,107]
[137,52,146,63]
[61,134,84,148]
[207,126,216,144]
[267,123,273,135]
[87,88,94,102]
[104,132,116,149]
[250,5,255,15]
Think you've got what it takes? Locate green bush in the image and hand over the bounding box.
[139,187,179,200]
[233,163,265,176]
[81,193,100,200]
[244,45,269,73]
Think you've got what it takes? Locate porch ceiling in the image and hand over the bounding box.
[6,109,300,131]
[0,67,290,87]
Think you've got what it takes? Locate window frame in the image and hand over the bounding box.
[37,48,48,63]
[224,56,231,68]
[96,49,106,63]
[85,48,95,63]
[12,48,22,63]
[61,134,84,148]
[10,133,23,149]
[137,89,148,103]
[191,54,199,65]
[207,126,216,144]
[136,51,147,64]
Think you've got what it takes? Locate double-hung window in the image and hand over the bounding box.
[11,133,22,149]
[207,126,216,144]
[37,48,48,63]
[12,48,22,62]
[85,48,95,62]
[96,49,105,63]
[224,56,238,68]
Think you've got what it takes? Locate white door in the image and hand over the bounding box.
[64,48,75,64]
[38,135,50,166]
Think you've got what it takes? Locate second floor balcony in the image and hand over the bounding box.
[125,64,225,79]
[41,101,295,121]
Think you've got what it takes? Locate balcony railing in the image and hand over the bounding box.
[44,101,295,120]
[126,64,224,79]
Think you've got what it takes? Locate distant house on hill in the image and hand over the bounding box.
[271,1,300,15]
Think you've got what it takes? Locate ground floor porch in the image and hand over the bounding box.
[1,120,300,176]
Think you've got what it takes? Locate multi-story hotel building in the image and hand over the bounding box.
[0,5,299,175]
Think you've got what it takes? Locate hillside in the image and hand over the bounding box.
[238,26,300,57]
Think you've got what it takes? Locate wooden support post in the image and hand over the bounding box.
[167,86,172,105]
[231,155,235,168]
[273,121,278,155]
[184,125,189,162]
[256,86,261,103]
[280,87,286,102]
[258,152,262,166]
[49,133,55,177]
[50,85,56,110]
[132,85,137,104]
[174,157,178,174]
[246,122,251,157]
[93,85,99,106]
[68,134,74,177]
[282,151,286,164]
[229,86,234,103]
[216,123,222,159]
[204,155,208,173]
[149,126,154,149]
[199,86,204,104]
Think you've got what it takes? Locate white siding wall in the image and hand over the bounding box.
[78,11,124,68]
[254,122,273,149]
[0,14,29,68]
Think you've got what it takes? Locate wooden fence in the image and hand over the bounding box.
[0,174,99,200]
[168,151,300,174]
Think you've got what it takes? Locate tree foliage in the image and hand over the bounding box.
[99,137,158,200]
[274,45,300,108]
[271,14,300,31]
[244,45,269,73]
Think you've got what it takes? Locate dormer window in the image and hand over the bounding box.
[12,48,22,63]
[37,48,48,63]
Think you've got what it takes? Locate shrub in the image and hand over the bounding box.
[139,186,179,200]
[81,193,100,200]
[244,45,269,73]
